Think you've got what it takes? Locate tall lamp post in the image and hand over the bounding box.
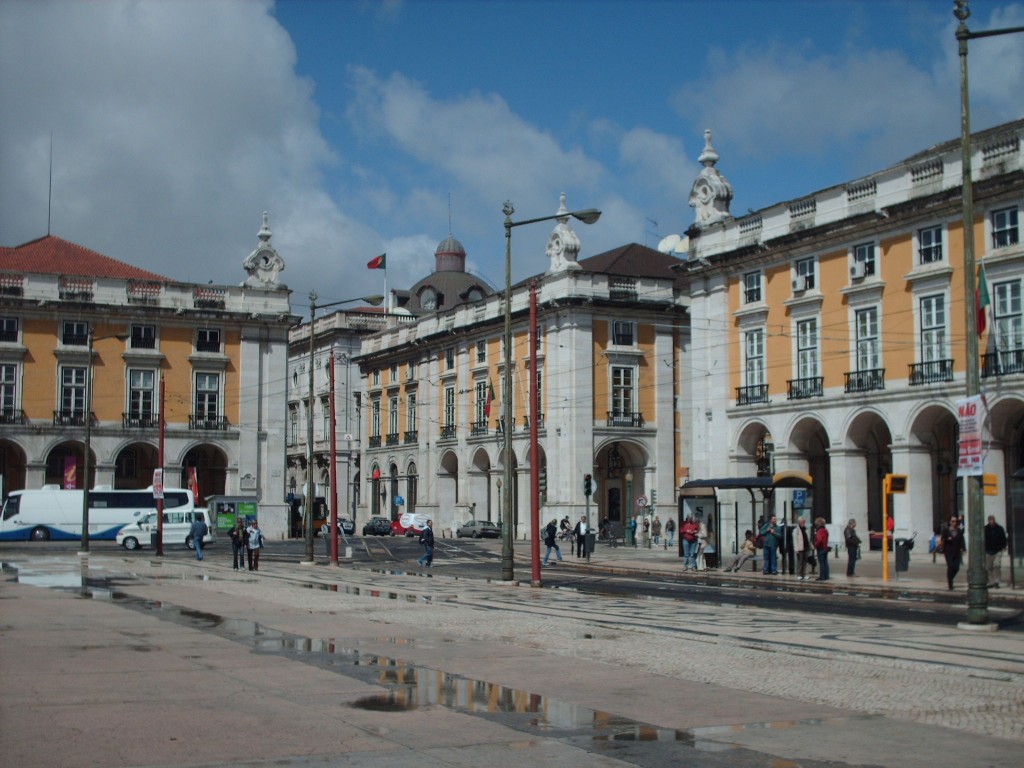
[80,328,128,554]
[501,200,601,581]
[302,292,384,565]
[953,0,1024,627]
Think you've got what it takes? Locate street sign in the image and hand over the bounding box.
[636,495,648,508]
[152,469,164,499]
[395,496,405,506]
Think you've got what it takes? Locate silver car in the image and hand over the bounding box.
[456,519,500,539]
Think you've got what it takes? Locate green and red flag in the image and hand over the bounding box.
[484,379,495,417]
[366,253,386,270]
[977,262,990,337]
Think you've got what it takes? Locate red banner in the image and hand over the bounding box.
[64,456,77,489]
[187,467,200,505]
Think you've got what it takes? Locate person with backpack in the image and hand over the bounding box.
[759,515,780,575]
[813,517,830,581]
[844,519,862,577]
[542,518,563,566]
[246,520,264,571]
[189,515,208,561]
[417,519,435,568]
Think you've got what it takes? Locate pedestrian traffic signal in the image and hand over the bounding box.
[650,488,657,505]
[583,474,593,497]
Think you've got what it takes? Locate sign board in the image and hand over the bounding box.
[395,496,405,506]
[636,495,648,508]
[152,469,164,500]
[956,394,987,477]
[792,489,807,508]
[983,473,998,496]
[886,474,908,494]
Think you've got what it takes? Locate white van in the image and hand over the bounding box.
[116,508,215,551]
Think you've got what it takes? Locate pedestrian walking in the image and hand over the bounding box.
[984,515,1008,588]
[651,516,662,546]
[813,517,830,581]
[727,530,756,572]
[941,516,965,590]
[246,520,264,571]
[189,515,208,561]
[542,519,563,565]
[681,515,699,569]
[793,517,811,579]
[573,515,588,558]
[665,517,676,548]
[417,519,435,567]
[844,519,861,577]
[759,515,780,575]
[229,519,246,570]
[629,517,638,548]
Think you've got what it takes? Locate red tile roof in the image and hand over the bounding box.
[0,235,169,282]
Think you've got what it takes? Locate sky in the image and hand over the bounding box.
[2,0,1022,312]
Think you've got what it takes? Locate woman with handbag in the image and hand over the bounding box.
[844,519,862,577]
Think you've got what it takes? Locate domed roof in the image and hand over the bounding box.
[435,235,466,258]
[434,234,466,273]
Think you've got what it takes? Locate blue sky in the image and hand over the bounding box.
[2,0,1022,308]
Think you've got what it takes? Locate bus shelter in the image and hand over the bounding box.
[679,471,813,566]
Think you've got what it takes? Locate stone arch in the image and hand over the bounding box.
[180,444,228,507]
[594,439,650,529]
[786,415,830,522]
[0,440,27,496]
[469,447,492,522]
[843,409,893,530]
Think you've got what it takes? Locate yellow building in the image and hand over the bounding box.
[0,214,295,537]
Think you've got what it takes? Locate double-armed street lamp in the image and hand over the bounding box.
[501,200,601,581]
[953,0,1024,627]
[80,328,128,554]
[302,292,384,564]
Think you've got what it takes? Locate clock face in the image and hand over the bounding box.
[421,288,436,310]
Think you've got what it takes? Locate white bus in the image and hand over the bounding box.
[0,487,194,542]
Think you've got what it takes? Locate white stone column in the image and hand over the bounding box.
[890,443,932,539]
[828,447,865,527]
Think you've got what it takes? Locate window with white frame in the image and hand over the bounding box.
[444,386,455,427]
[406,359,416,380]
[389,364,398,382]
[992,207,1019,249]
[993,280,1022,353]
[743,271,762,303]
[476,340,486,364]
[388,396,398,435]
[62,320,88,346]
[920,295,946,363]
[321,396,330,437]
[797,319,819,379]
[853,242,876,276]
[445,347,455,370]
[794,257,816,291]
[612,320,635,346]
[918,225,943,264]
[611,366,634,417]
[372,369,380,386]
[475,380,489,422]
[196,327,220,353]
[407,393,417,432]
[744,329,765,386]
[370,399,381,437]
[856,308,880,370]
[288,405,299,445]
[128,369,155,419]
[0,316,18,343]
[0,363,17,415]
[194,372,220,419]
[60,366,87,416]
[535,367,542,412]
[130,324,156,349]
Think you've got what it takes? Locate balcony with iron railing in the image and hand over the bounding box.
[53,410,93,427]
[735,385,769,406]
[0,408,28,425]
[787,377,823,400]
[368,435,381,448]
[62,333,88,346]
[0,328,18,343]
[440,424,456,440]
[908,359,954,386]
[494,417,516,435]
[404,430,418,444]
[123,413,158,429]
[982,349,1024,378]
[195,338,221,353]
[844,368,885,393]
[386,432,400,446]
[522,413,545,430]
[606,411,645,427]
[188,415,229,430]
[470,420,489,436]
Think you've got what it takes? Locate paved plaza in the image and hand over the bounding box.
[0,546,1021,768]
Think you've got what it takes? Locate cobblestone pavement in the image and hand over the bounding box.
[2,552,1022,768]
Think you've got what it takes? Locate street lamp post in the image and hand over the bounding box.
[953,0,1024,627]
[80,328,128,554]
[625,470,634,547]
[302,292,384,565]
[501,199,601,581]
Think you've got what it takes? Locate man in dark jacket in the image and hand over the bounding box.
[189,515,208,561]
[759,515,780,575]
[984,515,1008,588]
[941,516,966,590]
[417,519,435,568]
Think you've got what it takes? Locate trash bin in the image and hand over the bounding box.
[150,531,160,549]
[895,537,913,572]
[585,532,596,555]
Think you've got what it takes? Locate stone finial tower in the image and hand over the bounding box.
[688,130,733,227]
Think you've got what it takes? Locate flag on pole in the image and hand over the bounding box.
[187,466,200,505]
[484,379,495,417]
[64,456,77,489]
[366,253,386,270]
[977,262,990,338]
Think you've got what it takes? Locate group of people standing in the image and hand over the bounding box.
[227,519,265,571]
[726,515,833,581]
[679,515,711,571]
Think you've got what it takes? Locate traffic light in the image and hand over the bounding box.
[583,474,593,497]
[539,470,548,501]
[650,488,657,505]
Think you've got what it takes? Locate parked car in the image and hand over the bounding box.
[456,519,500,539]
[319,517,356,537]
[391,512,429,537]
[362,516,393,536]
[116,508,215,551]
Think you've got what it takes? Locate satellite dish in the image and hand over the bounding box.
[657,234,681,254]
[673,235,690,256]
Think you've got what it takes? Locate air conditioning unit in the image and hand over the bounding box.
[791,276,808,293]
[850,261,866,280]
